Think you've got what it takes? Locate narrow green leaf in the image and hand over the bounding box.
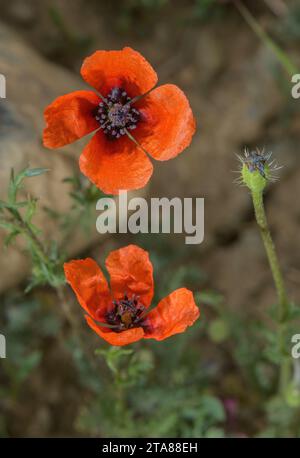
[8,168,17,204]
[0,221,18,232]
[4,230,20,248]
[24,168,50,178]
[24,198,37,223]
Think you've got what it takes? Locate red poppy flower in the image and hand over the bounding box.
[43,47,196,195]
[64,245,200,346]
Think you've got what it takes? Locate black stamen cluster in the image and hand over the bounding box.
[106,294,146,331]
[95,87,140,140]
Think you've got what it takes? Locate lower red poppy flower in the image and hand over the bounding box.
[43,47,196,195]
[64,245,200,346]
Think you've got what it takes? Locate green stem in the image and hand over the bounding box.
[252,191,288,317]
[235,0,298,77]
[9,208,49,266]
[115,371,126,420]
[251,190,290,395]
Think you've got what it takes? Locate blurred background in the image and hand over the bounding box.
[0,0,300,437]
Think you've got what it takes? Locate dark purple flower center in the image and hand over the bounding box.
[95,87,140,140]
[106,294,146,331]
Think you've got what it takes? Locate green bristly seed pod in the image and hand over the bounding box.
[242,163,269,193]
[237,148,281,193]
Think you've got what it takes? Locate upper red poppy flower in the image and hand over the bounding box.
[43,47,196,195]
[64,245,200,346]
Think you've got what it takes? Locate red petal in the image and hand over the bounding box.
[105,245,154,307]
[79,131,153,194]
[64,258,111,321]
[145,288,200,340]
[43,91,100,148]
[136,84,196,161]
[85,315,144,346]
[81,47,158,97]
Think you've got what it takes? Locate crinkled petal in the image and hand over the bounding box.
[145,288,200,340]
[85,315,144,346]
[79,130,153,194]
[64,258,111,321]
[135,84,196,161]
[105,245,154,307]
[81,47,158,97]
[43,90,100,148]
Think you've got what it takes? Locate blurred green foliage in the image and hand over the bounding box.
[1,141,300,439]
[46,6,93,65]
[280,1,300,43]
[0,167,64,290]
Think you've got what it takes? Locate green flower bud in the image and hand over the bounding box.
[236,148,281,193]
[242,163,268,193]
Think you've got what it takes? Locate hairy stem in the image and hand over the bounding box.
[251,190,290,395]
[9,207,49,266]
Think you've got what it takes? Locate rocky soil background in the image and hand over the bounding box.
[1,0,299,308]
[0,0,300,436]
